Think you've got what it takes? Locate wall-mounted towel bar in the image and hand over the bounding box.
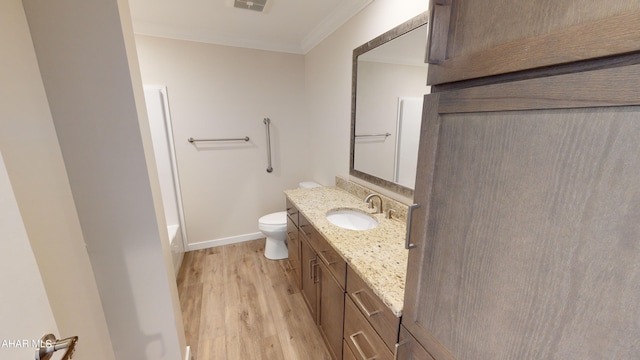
[264,118,273,173]
[355,133,391,138]
[188,136,249,143]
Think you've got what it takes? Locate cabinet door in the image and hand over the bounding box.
[427,0,640,84]
[300,233,318,321]
[403,65,640,359]
[397,325,434,360]
[287,215,301,288]
[318,260,344,360]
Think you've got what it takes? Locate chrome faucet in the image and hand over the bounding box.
[364,193,383,214]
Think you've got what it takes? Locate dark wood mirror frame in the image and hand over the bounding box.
[349,12,429,199]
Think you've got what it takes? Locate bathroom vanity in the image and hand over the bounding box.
[284,178,409,360]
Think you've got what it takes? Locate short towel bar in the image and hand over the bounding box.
[188,136,249,143]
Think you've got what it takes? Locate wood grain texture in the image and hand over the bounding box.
[398,325,434,360]
[346,266,400,352]
[344,296,395,360]
[318,260,345,359]
[407,104,640,358]
[176,239,332,360]
[287,215,301,288]
[404,65,640,359]
[427,1,640,84]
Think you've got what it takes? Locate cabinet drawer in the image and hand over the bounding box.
[347,266,399,352]
[315,235,346,289]
[397,325,434,360]
[300,214,346,289]
[298,212,313,240]
[285,198,298,227]
[343,340,357,360]
[287,216,301,288]
[344,296,393,360]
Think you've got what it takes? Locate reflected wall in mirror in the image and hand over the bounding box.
[350,12,430,198]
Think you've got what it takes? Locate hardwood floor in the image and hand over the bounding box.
[176,239,332,360]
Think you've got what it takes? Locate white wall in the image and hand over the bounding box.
[0,152,59,359]
[0,2,116,359]
[22,0,186,359]
[355,60,428,182]
[135,36,311,247]
[305,0,428,203]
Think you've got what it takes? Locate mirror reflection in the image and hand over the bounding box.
[350,14,429,197]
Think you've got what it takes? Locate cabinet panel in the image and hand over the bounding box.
[315,235,346,289]
[318,260,344,360]
[344,296,393,360]
[346,266,399,352]
[343,340,357,360]
[404,65,640,359]
[287,215,301,288]
[397,325,434,360]
[300,233,318,321]
[427,0,640,84]
[286,198,299,227]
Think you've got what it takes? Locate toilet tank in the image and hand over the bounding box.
[298,181,321,189]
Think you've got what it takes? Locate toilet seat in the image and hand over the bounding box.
[258,211,286,226]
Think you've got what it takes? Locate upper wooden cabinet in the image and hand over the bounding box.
[426,0,640,84]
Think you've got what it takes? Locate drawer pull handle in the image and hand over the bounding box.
[318,250,338,265]
[349,331,376,360]
[312,258,319,284]
[405,203,421,249]
[394,339,411,360]
[352,290,380,317]
[309,258,316,280]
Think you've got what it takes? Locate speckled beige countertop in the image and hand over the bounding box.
[284,185,408,316]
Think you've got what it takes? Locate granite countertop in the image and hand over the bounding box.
[284,186,408,316]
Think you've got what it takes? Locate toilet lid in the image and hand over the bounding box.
[259,211,286,225]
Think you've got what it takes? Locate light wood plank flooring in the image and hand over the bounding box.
[177,239,332,360]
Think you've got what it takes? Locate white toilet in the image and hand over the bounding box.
[259,181,321,260]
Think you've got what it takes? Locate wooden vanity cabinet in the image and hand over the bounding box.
[287,198,401,360]
[299,214,318,322]
[427,0,640,85]
[286,216,301,287]
[318,259,345,360]
[298,211,347,359]
[286,200,301,288]
[309,223,347,359]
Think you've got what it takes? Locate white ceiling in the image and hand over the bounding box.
[128,0,374,54]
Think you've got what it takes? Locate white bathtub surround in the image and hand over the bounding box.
[144,85,189,269]
[168,224,184,275]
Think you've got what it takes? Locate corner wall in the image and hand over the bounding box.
[0,1,115,359]
[22,0,185,358]
[135,36,310,247]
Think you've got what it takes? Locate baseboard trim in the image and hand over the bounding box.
[187,232,264,251]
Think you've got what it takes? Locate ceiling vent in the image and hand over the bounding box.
[233,0,269,12]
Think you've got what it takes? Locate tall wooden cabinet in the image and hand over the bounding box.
[427,0,640,84]
[401,2,640,358]
[402,66,640,359]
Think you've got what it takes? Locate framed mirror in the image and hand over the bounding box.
[350,12,430,198]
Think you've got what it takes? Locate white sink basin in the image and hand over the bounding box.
[326,209,378,231]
